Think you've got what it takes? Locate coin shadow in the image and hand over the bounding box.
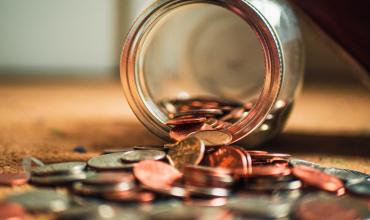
[267,132,370,157]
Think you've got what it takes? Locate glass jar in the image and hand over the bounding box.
[120,0,304,146]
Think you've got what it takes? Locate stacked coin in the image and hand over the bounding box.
[73,172,136,198]
[162,96,286,143]
[30,162,88,185]
[183,165,234,197]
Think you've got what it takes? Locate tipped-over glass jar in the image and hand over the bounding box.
[120,0,304,146]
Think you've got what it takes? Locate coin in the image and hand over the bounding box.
[184,197,227,207]
[87,153,134,170]
[289,159,323,170]
[167,137,205,170]
[184,165,234,188]
[294,193,369,220]
[142,185,187,198]
[189,130,232,147]
[121,150,166,163]
[166,117,207,126]
[250,166,291,177]
[0,173,29,186]
[82,172,135,186]
[7,189,70,212]
[0,202,30,220]
[133,160,182,189]
[245,150,268,156]
[292,165,344,193]
[31,172,88,185]
[103,191,155,203]
[134,145,167,151]
[226,196,292,219]
[345,180,370,197]
[31,162,86,176]
[174,109,223,118]
[246,176,302,191]
[73,182,135,196]
[323,167,367,183]
[203,146,250,175]
[185,185,230,197]
[169,123,211,142]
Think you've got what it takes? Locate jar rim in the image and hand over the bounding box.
[120,0,283,143]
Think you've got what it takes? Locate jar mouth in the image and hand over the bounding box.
[121,0,283,143]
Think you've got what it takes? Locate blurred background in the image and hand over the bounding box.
[0,0,367,83]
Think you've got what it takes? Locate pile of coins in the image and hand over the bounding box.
[161,97,286,142]
[0,97,369,219]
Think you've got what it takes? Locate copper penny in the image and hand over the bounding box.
[169,123,211,142]
[0,173,29,186]
[0,202,30,220]
[250,165,291,177]
[166,117,207,126]
[204,146,250,175]
[245,150,268,156]
[133,160,182,189]
[292,165,344,193]
[167,137,205,171]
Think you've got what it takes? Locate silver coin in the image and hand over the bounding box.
[323,167,367,183]
[185,185,230,197]
[31,162,86,176]
[226,196,292,219]
[121,150,166,163]
[73,182,135,196]
[289,159,323,170]
[22,156,45,174]
[31,172,88,185]
[188,130,232,147]
[7,189,70,212]
[346,180,370,196]
[87,153,134,170]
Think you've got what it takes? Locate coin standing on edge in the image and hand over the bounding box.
[167,137,205,171]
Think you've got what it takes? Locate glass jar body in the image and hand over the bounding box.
[121,0,304,146]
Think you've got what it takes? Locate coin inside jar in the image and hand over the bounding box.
[121,150,166,163]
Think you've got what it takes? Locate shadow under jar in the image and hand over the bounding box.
[121,0,304,147]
